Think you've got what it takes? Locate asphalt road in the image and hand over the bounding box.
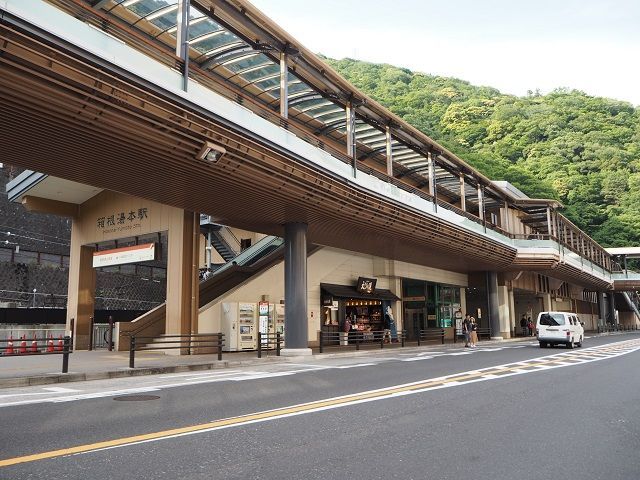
[1,333,639,480]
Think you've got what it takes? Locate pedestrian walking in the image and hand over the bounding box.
[527,317,534,336]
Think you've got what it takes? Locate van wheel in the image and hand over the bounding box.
[567,338,574,349]
[576,336,583,348]
[539,341,547,348]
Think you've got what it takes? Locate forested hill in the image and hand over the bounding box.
[325,57,640,247]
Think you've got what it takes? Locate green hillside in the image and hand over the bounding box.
[325,57,640,247]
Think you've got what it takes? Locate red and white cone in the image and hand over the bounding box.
[30,334,38,354]
[5,335,14,355]
[19,335,27,355]
[47,334,54,353]
[56,335,64,352]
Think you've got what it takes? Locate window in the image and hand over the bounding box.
[539,313,565,326]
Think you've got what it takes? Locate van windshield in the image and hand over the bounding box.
[539,313,565,326]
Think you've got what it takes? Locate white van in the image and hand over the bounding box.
[536,312,584,349]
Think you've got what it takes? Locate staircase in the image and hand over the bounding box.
[118,236,292,350]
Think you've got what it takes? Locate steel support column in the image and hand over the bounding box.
[346,100,356,177]
[282,222,311,355]
[280,52,288,118]
[459,174,466,211]
[427,151,435,197]
[477,184,484,221]
[175,0,190,91]
[385,125,393,177]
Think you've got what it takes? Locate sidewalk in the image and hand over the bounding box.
[0,335,544,388]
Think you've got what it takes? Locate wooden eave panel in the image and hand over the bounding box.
[0,22,517,273]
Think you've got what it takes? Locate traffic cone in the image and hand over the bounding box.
[30,334,38,354]
[5,336,14,355]
[19,335,27,355]
[47,334,54,352]
[56,335,63,352]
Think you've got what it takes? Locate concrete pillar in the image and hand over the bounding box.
[166,210,198,348]
[497,284,512,338]
[459,174,466,212]
[542,293,552,312]
[66,226,96,350]
[607,292,617,325]
[282,222,311,355]
[597,292,606,326]
[487,272,502,340]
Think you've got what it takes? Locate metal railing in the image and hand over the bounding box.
[128,333,224,368]
[597,324,639,333]
[257,332,282,358]
[417,329,446,345]
[319,330,406,353]
[0,335,72,373]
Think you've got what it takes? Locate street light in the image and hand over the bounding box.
[32,288,37,308]
[196,141,226,163]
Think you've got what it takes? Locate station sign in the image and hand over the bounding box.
[92,242,156,268]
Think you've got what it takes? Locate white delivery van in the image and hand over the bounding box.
[536,311,584,349]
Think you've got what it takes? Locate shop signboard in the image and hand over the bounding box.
[258,301,269,345]
[356,277,377,294]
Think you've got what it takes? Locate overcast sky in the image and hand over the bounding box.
[249,0,640,105]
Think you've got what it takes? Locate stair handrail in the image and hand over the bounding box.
[212,236,283,276]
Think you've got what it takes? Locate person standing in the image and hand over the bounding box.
[462,313,471,348]
[520,314,527,336]
[470,316,478,347]
[527,317,534,337]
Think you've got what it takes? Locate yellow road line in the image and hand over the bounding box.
[2,343,637,468]
[0,362,533,468]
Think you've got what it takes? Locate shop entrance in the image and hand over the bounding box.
[403,302,425,341]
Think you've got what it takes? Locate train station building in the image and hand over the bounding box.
[2,0,639,354]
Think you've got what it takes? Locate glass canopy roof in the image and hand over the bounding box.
[95,0,507,212]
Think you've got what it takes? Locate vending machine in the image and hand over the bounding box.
[221,302,258,351]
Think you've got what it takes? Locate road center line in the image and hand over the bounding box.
[2,339,639,469]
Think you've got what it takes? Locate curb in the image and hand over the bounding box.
[5,333,629,389]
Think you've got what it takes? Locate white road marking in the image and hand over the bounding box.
[42,387,81,393]
[335,363,375,369]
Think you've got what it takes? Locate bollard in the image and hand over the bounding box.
[129,336,136,369]
[441,330,445,345]
[276,332,281,356]
[257,332,262,359]
[62,336,70,373]
[88,316,94,351]
[107,315,114,352]
[319,332,324,353]
[217,333,222,361]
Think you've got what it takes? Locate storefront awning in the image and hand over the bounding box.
[321,283,400,301]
